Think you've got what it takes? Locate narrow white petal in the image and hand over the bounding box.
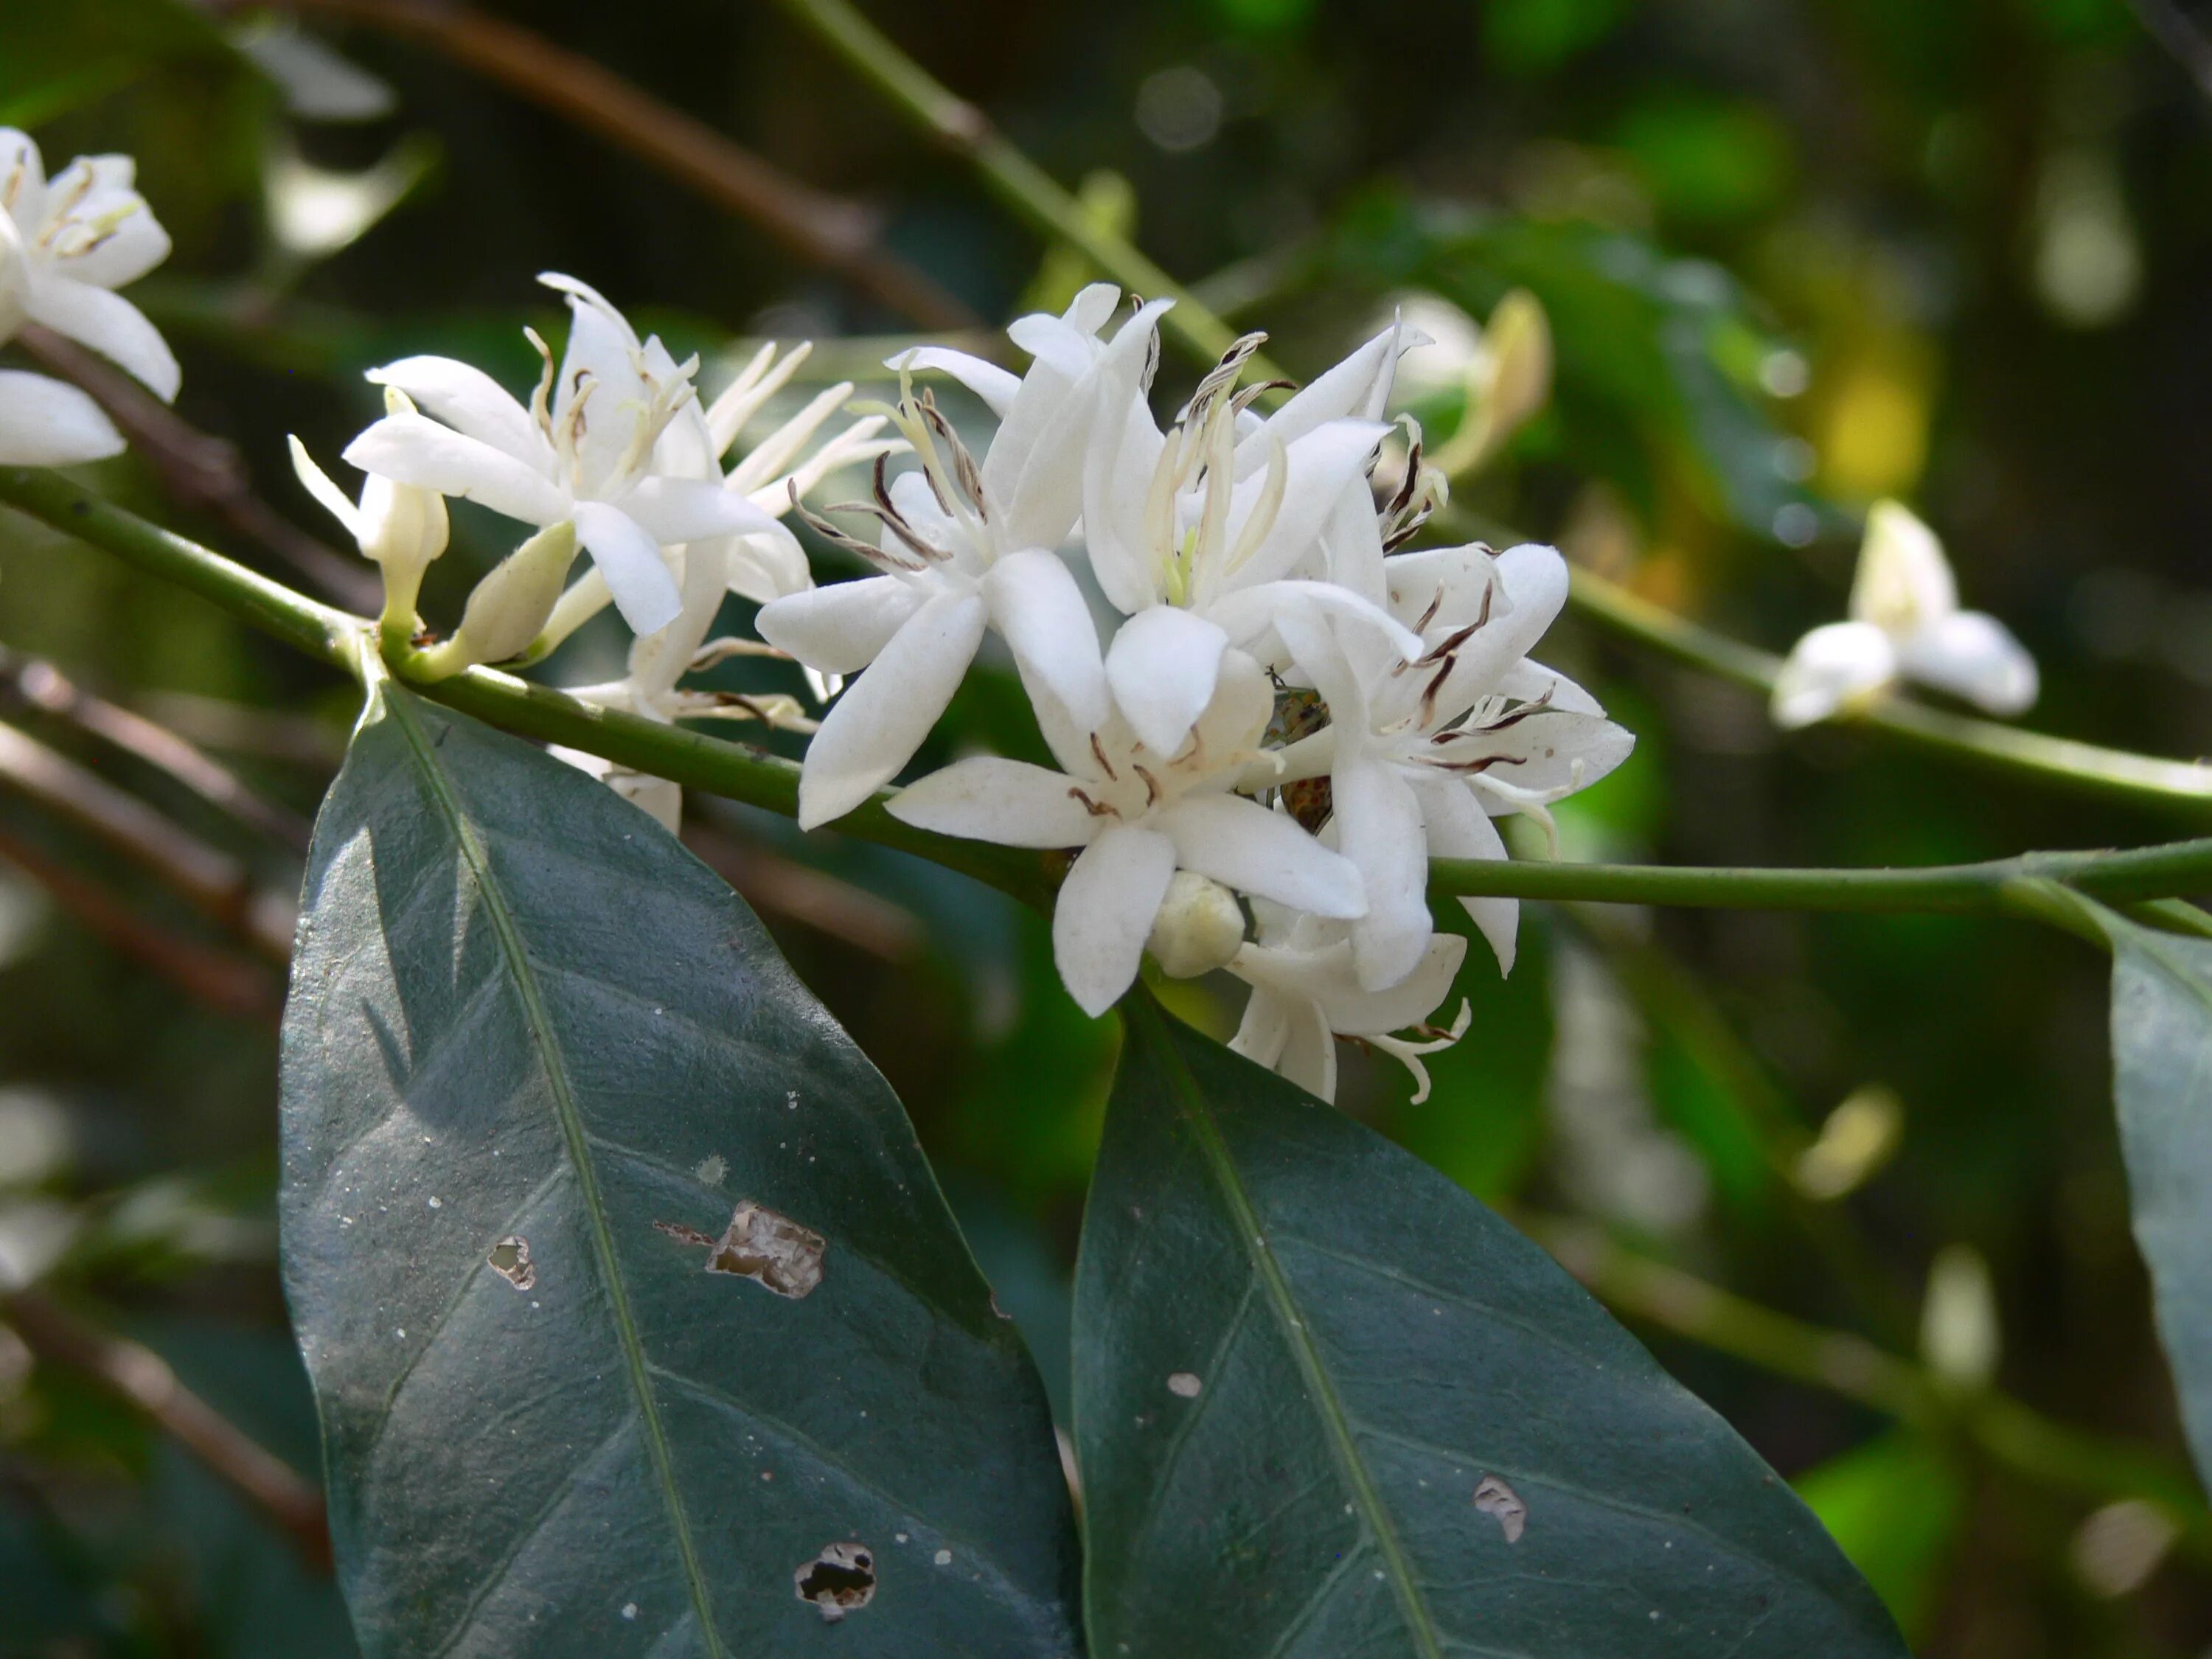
[1335,759,1433,991]
[0,369,123,465]
[1105,606,1228,759]
[572,502,682,636]
[1235,324,1399,474]
[1230,984,1294,1070]
[50,201,169,290]
[888,757,1102,848]
[1053,824,1178,1016]
[1491,542,1570,659]
[1382,543,1508,633]
[1898,611,2038,716]
[1415,781,1517,973]
[1223,418,1390,591]
[367,355,540,462]
[25,279,178,400]
[1497,660,1604,714]
[1770,620,1898,728]
[344,414,569,524]
[794,590,987,828]
[757,576,925,673]
[1162,794,1366,919]
[887,347,1018,415]
[984,549,1108,732]
[619,476,787,544]
[1849,500,1956,632]
[287,437,365,541]
[723,528,815,605]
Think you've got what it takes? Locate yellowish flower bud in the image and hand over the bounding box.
[414,520,577,679]
[1147,872,1247,978]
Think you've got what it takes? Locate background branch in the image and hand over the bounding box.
[0,644,313,854]
[241,0,982,332]
[1,1290,329,1567]
[0,717,296,961]
[18,325,382,613]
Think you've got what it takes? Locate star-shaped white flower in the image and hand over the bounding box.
[0,131,177,465]
[1771,500,2038,728]
[1228,903,1471,1105]
[1267,541,1634,991]
[342,274,785,640]
[888,647,1366,1016]
[1079,313,1424,761]
[759,285,1161,828]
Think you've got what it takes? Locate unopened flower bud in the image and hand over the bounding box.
[1433,288,1553,479]
[1147,872,1247,978]
[415,519,578,678]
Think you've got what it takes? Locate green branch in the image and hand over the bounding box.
[10,467,2212,923]
[1556,548,2212,818]
[1534,1217,2212,1556]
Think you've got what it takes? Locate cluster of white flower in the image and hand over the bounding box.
[0,131,177,466]
[307,279,1635,1100]
[761,287,1637,1100]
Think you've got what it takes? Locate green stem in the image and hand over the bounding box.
[9,467,2209,922]
[1432,841,2212,912]
[1533,1217,2212,1558]
[768,0,1284,383]
[1554,553,2212,817]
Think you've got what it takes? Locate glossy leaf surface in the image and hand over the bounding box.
[1074,996,1907,1659]
[281,684,1079,1658]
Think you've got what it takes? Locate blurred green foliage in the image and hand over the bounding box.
[3,0,2212,1652]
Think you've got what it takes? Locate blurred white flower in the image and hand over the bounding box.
[888,649,1364,1016]
[1771,500,2037,728]
[0,131,177,465]
[345,274,784,639]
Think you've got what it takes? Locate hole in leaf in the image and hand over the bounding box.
[794,1541,875,1621]
[654,1202,826,1298]
[487,1235,536,1291]
[1474,1474,1526,1542]
[1166,1371,1203,1398]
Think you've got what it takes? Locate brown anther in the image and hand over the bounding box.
[1088,733,1119,780]
[1068,787,1119,818]
[1132,764,1164,807]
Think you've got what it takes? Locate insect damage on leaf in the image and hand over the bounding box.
[1474,1474,1527,1543]
[1166,1371,1203,1398]
[794,1541,876,1621]
[487,1234,536,1290]
[654,1202,827,1298]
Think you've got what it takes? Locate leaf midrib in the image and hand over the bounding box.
[384,686,725,1658]
[1134,997,1445,1659]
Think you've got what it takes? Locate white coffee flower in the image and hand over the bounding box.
[1228,904,1471,1105]
[759,285,1160,828]
[888,647,1365,1016]
[343,274,785,639]
[289,386,450,631]
[1267,541,1633,990]
[1772,500,2038,728]
[0,131,177,465]
[1081,314,1422,759]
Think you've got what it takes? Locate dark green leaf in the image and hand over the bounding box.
[281,684,1079,1658]
[2090,908,2212,1489]
[1074,996,1907,1658]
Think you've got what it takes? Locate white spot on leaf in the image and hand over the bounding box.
[1475,1475,1526,1543]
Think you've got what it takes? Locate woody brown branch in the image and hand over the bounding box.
[240,0,982,332]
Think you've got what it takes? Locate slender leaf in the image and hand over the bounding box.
[1074,996,1907,1659]
[280,684,1079,1658]
[2091,907,2212,1489]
